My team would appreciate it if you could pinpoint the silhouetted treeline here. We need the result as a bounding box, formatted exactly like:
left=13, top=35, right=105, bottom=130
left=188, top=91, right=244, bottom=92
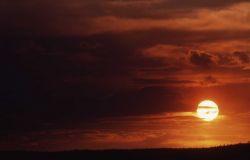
left=1, top=143, right=250, bottom=160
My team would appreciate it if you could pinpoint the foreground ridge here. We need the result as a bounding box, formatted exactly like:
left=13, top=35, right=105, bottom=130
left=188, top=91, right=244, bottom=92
left=1, top=143, right=250, bottom=160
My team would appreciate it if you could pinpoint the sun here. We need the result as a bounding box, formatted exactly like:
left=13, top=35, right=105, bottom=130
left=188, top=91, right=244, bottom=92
left=197, top=100, right=219, bottom=121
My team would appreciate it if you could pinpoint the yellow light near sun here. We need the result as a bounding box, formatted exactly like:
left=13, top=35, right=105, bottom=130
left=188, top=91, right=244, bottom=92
left=197, top=100, right=219, bottom=121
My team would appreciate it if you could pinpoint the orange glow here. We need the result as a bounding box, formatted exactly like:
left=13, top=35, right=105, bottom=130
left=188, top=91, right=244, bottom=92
left=197, top=100, right=219, bottom=121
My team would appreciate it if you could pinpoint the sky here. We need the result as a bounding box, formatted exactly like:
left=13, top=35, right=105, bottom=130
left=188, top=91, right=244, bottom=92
left=1, top=0, right=250, bottom=151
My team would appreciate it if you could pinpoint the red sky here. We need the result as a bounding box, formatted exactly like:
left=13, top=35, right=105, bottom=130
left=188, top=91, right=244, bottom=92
left=1, top=0, right=250, bottom=151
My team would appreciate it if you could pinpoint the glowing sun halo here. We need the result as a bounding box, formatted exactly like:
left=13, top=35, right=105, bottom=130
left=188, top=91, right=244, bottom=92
left=197, top=100, right=219, bottom=121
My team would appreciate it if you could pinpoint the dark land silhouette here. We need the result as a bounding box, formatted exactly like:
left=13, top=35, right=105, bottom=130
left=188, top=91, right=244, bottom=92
left=1, top=143, right=250, bottom=160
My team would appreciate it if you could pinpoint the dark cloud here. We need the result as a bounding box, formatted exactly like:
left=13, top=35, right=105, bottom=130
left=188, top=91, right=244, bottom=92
left=233, top=51, right=250, bottom=64
left=134, top=78, right=194, bottom=86
left=189, top=51, right=215, bottom=67
left=1, top=0, right=250, bottom=36
left=158, top=0, right=248, bottom=9
left=1, top=0, right=248, bottom=21
left=217, top=54, right=236, bottom=66
left=200, top=75, right=218, bottom=86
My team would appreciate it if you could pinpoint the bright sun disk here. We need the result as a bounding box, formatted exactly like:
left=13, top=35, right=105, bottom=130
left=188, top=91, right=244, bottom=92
left=197, top=100, right=219, bottom=121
